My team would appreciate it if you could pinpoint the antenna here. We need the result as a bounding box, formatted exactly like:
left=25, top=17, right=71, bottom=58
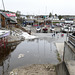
left=2, top=0, right=5, bottom=10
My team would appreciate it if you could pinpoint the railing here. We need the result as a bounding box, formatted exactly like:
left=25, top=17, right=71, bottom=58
left=68, top=34, right=75, bottom=47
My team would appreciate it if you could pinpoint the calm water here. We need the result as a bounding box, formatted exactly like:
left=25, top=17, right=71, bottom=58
left=0, top=33, right=67, bottom=75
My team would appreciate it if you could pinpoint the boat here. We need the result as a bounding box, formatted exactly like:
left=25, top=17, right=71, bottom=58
left=36, top=26, right=41, bottom=33
left=42, top=25, right=48, bottom=33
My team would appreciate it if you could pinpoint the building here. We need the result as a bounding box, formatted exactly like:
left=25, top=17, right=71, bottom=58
left=0, top=11, right=17, bottom=28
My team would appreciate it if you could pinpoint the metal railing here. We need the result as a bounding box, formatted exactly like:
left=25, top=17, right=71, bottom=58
left=68, top=34, right=75, bottom=47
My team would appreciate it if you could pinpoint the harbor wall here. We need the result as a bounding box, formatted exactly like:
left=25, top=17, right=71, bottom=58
left=64, top=41, right=75, bottom=61
left=56, top=41, right=75, bottom=75
left=55, top=62, right=70, bottom=75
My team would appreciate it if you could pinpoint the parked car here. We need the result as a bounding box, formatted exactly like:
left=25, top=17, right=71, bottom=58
left=33, top=25, right=38, bottom=27
left=36, top=26, right=41, bottom=33
left=50, top=25, right=55, bottom=32
left=61, top=26, right=73, bottom=33
left=56, top=23, right=62, bottom=27
left=50, top=27, right=55, bottom=32
left=42, top=26, right=48, bottom=33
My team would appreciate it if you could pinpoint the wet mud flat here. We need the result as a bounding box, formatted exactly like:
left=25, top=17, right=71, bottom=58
left=9, top=64, right=56, bottom=75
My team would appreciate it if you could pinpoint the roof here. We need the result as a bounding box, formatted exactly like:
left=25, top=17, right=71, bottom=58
left=10, top=17, right=17, bottom=23
left=0, top=12, right=17, bottom=23
left=34, top=19, right=44, bottom=23
left=25, top=19, right=34, bottom=23
left=0, top=12, right=10, bottom=19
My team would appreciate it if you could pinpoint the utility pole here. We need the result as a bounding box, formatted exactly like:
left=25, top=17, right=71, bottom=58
left=45, top=6, right=47, bottom=25
left=51, top=10, right=53, bottom=29
left=2, top=0, right=5, bottom=10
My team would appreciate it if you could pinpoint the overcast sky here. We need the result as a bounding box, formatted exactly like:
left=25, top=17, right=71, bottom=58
left=0, top=0, right=75, bottom=15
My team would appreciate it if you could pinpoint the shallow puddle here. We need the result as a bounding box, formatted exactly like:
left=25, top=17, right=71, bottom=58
left=0, top=33, right=67, bottom=75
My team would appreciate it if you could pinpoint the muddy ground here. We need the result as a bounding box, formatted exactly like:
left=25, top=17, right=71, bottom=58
left=9, top=64, right=56, bottom=75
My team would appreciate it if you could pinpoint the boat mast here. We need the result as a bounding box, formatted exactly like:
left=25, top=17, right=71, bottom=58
left=2, top=0, right=5, bottom=10
left=45, top=6, right=47, bottom=25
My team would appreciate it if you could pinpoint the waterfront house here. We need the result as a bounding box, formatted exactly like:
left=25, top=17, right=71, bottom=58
left=0, top=11, right=9, bottom=28
left=0, top=11, right=17, bottom=28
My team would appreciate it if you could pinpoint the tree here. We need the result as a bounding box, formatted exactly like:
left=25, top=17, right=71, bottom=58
left=55, top=14, right=57, bottom=17
left=58, top=15, right=63, bottom=20
left=49, top=12, right=52, bottom=17
left=16, top=11, right=21, bottom=18
left=16, top=11, right=22, bottom=24
left=26, top=15, right=30, bottom=19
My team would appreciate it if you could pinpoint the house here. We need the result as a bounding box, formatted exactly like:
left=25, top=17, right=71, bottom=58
left=0, top=11, right=9, bottom=28
left=0, top=11, right=17, bottom=28
left=24, top=19, right=34, bottom=26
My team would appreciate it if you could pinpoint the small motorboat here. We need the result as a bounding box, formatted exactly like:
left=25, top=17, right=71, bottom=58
left=36, top=26, right=41, bottom=33
left=42, top=25, right=48, bottom=33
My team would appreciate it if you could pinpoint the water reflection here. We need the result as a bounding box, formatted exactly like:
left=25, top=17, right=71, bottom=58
left=0, top=41, right=21, bottom=75
left=0, top=38, right=59, bottom=75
